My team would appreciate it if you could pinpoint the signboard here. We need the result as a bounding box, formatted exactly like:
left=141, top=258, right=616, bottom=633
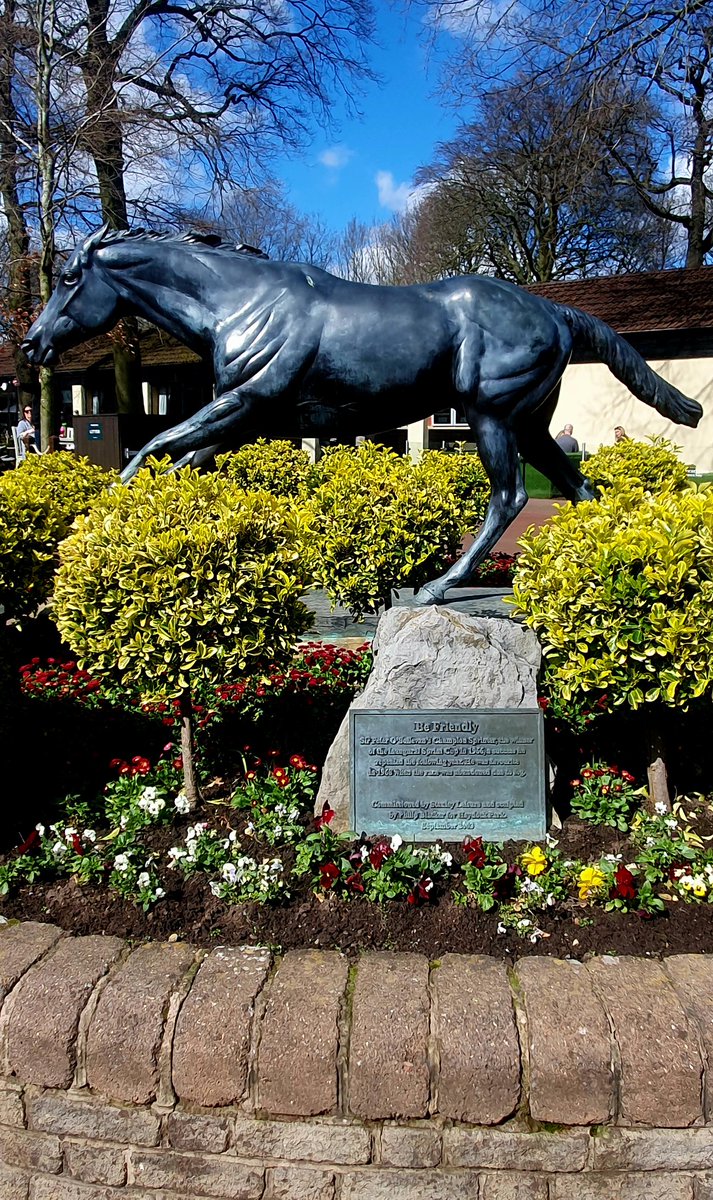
left=87, top=422, right=103, bottom=441
left=350, top=708, right=546, bottom=842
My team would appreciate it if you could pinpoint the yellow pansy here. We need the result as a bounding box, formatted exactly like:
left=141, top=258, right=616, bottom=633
left=521, top=846, right=547, bottom=876
left=578, top=865, right=606, bottom=902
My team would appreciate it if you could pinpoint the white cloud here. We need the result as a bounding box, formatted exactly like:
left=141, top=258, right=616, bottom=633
left=318, top=145, right=354, bottom=170
left=375, top=170, right=414, bottom=213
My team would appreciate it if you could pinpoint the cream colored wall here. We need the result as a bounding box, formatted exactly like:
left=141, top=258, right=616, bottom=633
left=551, top=357, right=713, bottom=473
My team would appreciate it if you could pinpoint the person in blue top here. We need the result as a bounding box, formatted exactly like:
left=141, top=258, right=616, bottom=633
left=555, top=423, right=579, bottom=453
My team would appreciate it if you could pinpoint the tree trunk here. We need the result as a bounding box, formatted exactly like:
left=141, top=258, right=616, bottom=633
left=178, top=690, right=200, bottom=809
left=646, top=722, right=670, bottom=813
left=36, top=0, right=58, bottom=449
left=81, top=0, right=143, bottom=415
left=0, top=0, right=38, bottom=416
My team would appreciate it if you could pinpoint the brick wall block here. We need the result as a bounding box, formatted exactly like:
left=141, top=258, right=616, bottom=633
left=515, top=956, right=613, bottom=1125
left=378, top=1123, right=441, bottom=1168
left=232, top=1115, right=370, bottom=1164
left=27, top=1091, right=161, bottom=1146
left=173, top=946, right=270, bottom=1108
left=85, top=942, right=195, bottom=1105
left=0, top=1160, right=29, bottom=1200
left=587, top=957, right=703, bottom=1127
left=168, top=1110, right=231, bottom=1153
left=7, top=936, right=124, bottom=1090
left=433, top=955, right=520, bottom=1125
left=0, top=1125, right=62, bottom=1173
left=257, top=951, right=347, bottom=1117
left=0, top=923, right=63, bottom=1004
left=340, top=1168, right=480, bottom=1199
left=130, top=1146, right=264, bottom=1197
left=265, top=1165, right=335, bottom=1199
left=30, top=1179, right=189, bottom=1200
left=591, top=1127, right=713, bottom=1170
left=348, top=953, right=430, bottom=1120
left=0, top=1083, right=26, bottom=1126
left=479, top=1171, right=549, bottom=1200
left=665, top=956, right=713, bottom=1120
left=549, top=1172, right=694, bottom=1199
left=64, top=1137, right=127, bottom=1186
left=443, top=1126, right=589, bottom=1172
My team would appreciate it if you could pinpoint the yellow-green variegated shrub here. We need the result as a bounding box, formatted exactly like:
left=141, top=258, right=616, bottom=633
left=307, top=442, right=490, bottom=618
left=0, top=453, right=113, bottom=622
left=584, top=436, right=689, bottom=495
left=512, top=484, right=713, bottom=712
left=217, top=438, right=314, bottom=498
left=53, top=460, right=313, bottom=701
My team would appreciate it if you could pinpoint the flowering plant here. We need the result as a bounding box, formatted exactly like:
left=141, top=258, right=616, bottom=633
left=458, top=837, right=512, bottom=910
left=167, top=822, right=287, bottom=902
left=231, top=756, right=317, bottom=845
left=570, top=763, right=640, bottom=830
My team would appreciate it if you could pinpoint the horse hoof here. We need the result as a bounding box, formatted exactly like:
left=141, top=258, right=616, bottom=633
left=414, top=583, right=445, bottom=606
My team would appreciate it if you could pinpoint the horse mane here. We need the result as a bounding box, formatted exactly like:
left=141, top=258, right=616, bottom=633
left=94, top=227, right=270, bottom=260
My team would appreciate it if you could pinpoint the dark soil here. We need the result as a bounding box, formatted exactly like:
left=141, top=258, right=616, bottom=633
left=5, top=808, right=713, bottom=961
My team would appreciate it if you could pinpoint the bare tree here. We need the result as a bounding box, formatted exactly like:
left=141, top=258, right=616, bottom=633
left=421, top=0, right=713, bottom=266
left=411, top=77, right=680, bottom=283
left=215, top=182, right=336, bottom=266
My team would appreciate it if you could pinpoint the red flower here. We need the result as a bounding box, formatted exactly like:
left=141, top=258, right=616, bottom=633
left=622, top=770, right=636, bottom=783
left=369, top=838, right=393, bottom=869
left=109, top=758, right=124, bottom=769
left=538, top=696, right=550, bottom=710
left=612, top=866, right=637, bottom=901
left=581, top=769, right=593, bottom=779
left=173, top=757, right=183, bottom=770
left=570, top=778, right=581, bottom=787
left=71, top=834, right=84, bottom=855
left=315, top=801, right=335, bottom=830
left=319, top=862, right=340, bottom=889
left=246, top=771, right=257, bottom=781
left=119, top=764, right=131, bottom=776
left=17, top=829, right=39, bottom=855
left=135, top=758, right=151, bottom=775
left=463, top=836, right=486, bottom=867
left=345, top=872, right=365, bottom=893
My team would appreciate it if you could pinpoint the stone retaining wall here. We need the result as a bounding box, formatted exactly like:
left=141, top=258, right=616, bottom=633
left=2, top=922, right=713, bottom=1198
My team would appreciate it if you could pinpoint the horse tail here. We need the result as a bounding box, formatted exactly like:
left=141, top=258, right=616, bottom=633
left=557, top=305, right=703, bottom=429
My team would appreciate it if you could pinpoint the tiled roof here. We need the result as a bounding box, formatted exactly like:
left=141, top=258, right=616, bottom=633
left=0, top=327, right=202, bottom=379
left=527, top=266, right=713, bottom=333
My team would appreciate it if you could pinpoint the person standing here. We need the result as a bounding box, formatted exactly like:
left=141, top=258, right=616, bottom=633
left=614, top=425, right=628, bottom=442
left=555, top=423, right=579, bottom=453
left=16, top=406, right=36, bottom=460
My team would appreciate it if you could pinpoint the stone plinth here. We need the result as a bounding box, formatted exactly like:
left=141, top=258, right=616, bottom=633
left=315, top=606, right=541, bottom=831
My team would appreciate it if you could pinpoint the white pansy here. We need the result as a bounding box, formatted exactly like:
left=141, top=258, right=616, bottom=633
left=168, top=847, right=186, bottom=862
left=82, top=829, right=96, bottom=843
left=222, top=862, right=238, bottom=884
left=137, top=872, right=151, bottom=888
left=654, top=800, right=668, bottom=815
left=154, top=887, right=165, bottom=899
left=113, top=853, right=130, bottom=872
left=390, top=834, right=403, bottom=851
left=64, top=827, right=77, bottom=842
left=174, top=793, right=190, bottom=814
left=52, top=841, right=67, bottom=858
left=141, top=786, right=158, bottom=802
left=35, top=823, right=45, bottom=837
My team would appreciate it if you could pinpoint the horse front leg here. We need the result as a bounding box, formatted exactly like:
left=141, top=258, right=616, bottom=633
left=120, top=391, right=254, bottom=484
left=415, top=416, right=526, bottom=605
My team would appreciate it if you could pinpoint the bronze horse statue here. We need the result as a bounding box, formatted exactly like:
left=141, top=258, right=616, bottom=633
left=22, top=225, right=703, bottom=604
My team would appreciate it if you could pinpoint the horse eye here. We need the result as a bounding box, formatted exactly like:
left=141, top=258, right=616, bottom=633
left=63, top=271, right=80, bottom=286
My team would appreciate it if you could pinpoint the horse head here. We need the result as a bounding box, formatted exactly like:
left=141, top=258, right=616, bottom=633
left=22, top=223, right=122, bottom=366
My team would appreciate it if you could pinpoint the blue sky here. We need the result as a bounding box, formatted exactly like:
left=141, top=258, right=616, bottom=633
left=276, top=6, right=460, bottom=234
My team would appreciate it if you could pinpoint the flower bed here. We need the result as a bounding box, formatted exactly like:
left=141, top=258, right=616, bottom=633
left=4, top=638, right=713, bottom=958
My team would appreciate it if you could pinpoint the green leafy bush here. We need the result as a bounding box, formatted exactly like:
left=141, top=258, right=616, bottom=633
left=512, top=484, right=713, bottom=712
left=217, top=438, right=314, bottom=498
left=306, top=442, right=490, bottom=617
left=0, top=453, right=112, bottom=622
left=584, top=436, right=689, bottom=494
left=52, top=459, right=314, bottom=801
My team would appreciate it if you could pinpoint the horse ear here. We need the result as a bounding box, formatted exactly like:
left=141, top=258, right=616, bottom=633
left=82, top=222, right=112, bottom=260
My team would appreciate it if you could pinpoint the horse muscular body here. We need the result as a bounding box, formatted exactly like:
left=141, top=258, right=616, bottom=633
left=22, top=227, right=703, bottom=603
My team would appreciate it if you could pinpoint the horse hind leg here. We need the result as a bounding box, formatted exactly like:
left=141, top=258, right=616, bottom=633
left=415, top=414, right=526, bottom=605
left=516, top=385, right=598, bottom=504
